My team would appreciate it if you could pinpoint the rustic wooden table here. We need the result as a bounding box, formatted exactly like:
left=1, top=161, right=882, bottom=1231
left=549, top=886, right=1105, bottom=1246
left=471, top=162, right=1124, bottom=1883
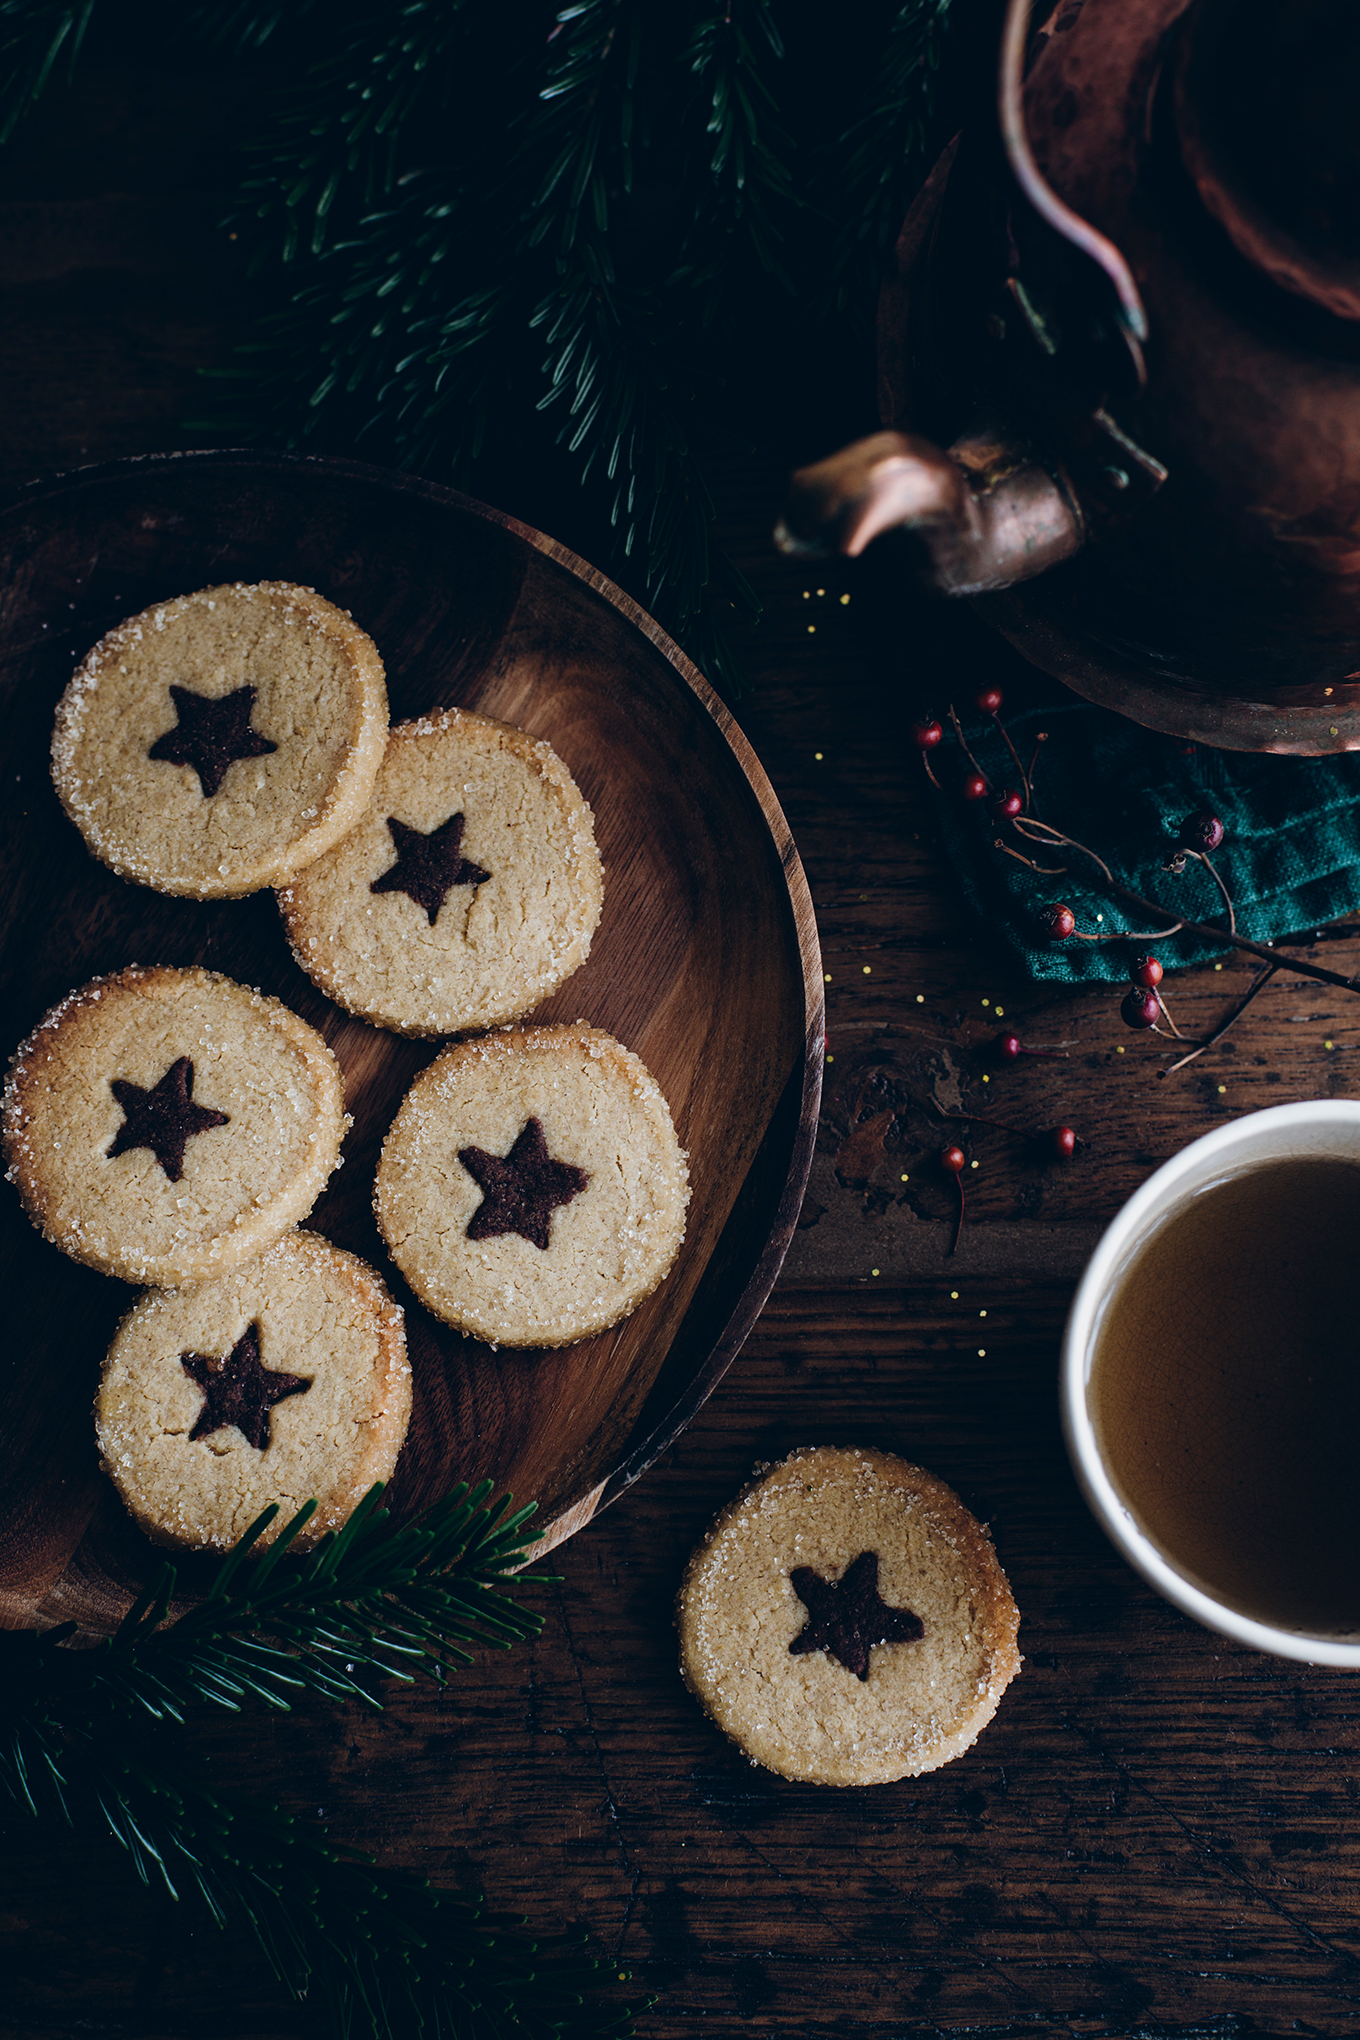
left=5, top=35, right=1360, bottom=2040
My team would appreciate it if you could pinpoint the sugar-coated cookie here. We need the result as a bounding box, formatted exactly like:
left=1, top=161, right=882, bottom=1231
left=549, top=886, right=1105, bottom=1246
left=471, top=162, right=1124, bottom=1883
left=51, top=582, right=388, bottom=898
left=278, top=708, right=603, bottom=1037
left=374, top=1023, right=688, bottom=1348
left=3, top=965, right=348, bottom=1287
left=677, top=1447, right=1021, bottom=1785
left=96, top=1229, right=410, bottom=1550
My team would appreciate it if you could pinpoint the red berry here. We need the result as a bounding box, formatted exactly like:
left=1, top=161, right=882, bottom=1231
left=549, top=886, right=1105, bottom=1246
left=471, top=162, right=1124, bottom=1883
left=912, top=719, right=943, bottom=750
left=996, top=1030, right=1023, bottom=1062
left=940, top=1144, right=967, bottom=1174
left=1049, top=1125, right=1077, bottom=1160
left=1130, top=953, right=1163, bottom=989
left=1043, top=903, right=1076, bottom=941
left=975, top=685, right=1004, bottom=716
left=991, top=787, right=1023, bottom=821
left=1121, top=986, right=1160, bottom=1029
left=1177, top=811, right=1225, bottom=853
left=962, top=772, right=989, bottom=801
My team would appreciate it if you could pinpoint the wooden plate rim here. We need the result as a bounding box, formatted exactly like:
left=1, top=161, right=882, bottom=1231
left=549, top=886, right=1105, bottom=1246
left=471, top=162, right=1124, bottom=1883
left=0, top=447, right=826, bottom=1555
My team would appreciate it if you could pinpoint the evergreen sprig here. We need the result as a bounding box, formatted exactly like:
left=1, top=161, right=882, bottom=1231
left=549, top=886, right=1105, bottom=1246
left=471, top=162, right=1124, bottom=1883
left=1, top=1481, right=636, bottom=2039
left=0, top=0, right=92, bottom=143
left=0, top=0, right=958, bottom=689
left=825, top=0, right=955, bottom=314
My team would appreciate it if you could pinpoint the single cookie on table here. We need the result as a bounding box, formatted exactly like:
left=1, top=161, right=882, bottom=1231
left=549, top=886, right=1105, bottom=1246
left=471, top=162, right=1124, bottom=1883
left=51, top=581, right=388, bottom=898
left=677, top=1447, right=1021, bottom=1786
left=3, top=965, right=348, bottom=1288
left=278, top=708, right=603, bottom=1038
left=96, top=1229, right=410, bottom=1551
left=374, top=1023, right=688, bottom=1348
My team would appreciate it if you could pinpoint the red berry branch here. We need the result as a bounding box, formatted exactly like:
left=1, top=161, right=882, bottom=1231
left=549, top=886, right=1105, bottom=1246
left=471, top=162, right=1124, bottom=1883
left=916, top=687, right=1360, bottom=1081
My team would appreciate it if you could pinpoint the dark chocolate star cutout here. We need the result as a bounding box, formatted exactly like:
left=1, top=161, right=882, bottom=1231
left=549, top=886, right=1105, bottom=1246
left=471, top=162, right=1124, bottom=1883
left=788, top=1549, right=925, bottom=1682
left=181, top=1322, right=309, bottom=1452
left=459, top=1116, right=589, bottom=1251
left=147, top=683, right=277, bottom=798
left=370, top=813, right=491, bottom=924
left=106, top=1056, right=229, bottom=1184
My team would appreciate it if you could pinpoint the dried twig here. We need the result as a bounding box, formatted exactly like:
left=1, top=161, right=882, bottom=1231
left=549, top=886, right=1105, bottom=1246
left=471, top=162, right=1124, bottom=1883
left=995, top=838, right=1066, bottom=877
left=1159, top=963, right=1281, bottom=1076
left=947, top=705, right=990, bottom=786
left=1017, top=817, right=1360, bottom=993
left=1188, top=848, right=1237, bottom=934
left=992, top=715, right=1032, bottom=809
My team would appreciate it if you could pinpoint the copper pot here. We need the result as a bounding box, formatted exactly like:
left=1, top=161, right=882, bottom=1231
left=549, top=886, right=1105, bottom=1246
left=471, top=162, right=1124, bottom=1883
left=780, top=0, right=1360, bottom=753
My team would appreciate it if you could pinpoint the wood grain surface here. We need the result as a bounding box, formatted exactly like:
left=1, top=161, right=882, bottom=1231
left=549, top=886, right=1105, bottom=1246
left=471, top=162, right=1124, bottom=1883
left=4, top=28, right=1360, bottom=2040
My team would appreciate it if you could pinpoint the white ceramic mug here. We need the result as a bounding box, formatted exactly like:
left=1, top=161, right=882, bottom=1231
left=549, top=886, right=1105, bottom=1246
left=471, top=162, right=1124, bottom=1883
left=1061, top=1099, right=1360, bottom=1666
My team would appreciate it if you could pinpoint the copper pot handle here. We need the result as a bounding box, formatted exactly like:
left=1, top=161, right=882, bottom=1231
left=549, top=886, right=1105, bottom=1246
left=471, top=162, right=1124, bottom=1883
left=774, top=428, right=1084, bottom=594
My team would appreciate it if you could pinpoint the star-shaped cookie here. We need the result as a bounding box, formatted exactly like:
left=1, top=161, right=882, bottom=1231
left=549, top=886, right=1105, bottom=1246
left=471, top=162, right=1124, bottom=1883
left=106, top=1055, right=230, bottom=1183
left=458, top=1115, right=589, bottom=1251
left=788, top=1548, right=925, bottom=1681
left=148, top=683, right=277, bottom=798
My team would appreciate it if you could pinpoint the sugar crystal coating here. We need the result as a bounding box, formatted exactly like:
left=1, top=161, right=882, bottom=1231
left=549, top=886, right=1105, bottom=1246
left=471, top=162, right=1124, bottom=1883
left=3, top=965, right=348, bottom=1287
left=51, top=581, right=389, bottom=898
left=677, top=1447, right=1022, bottom=1785
left=97, top=1230, right=410, bottom=1550
left=374, top=1023, right=687, bottom=1348
left=278, top=709, right=603, bottom=1037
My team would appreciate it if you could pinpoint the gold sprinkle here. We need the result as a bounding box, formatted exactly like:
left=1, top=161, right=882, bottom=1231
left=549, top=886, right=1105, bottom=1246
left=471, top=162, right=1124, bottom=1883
left=982, top=998, right=990, bottom=1007
left=871, top=1268, right=880, bottom=1277
left=807, top=625, right=816, bottom=634
left=1325, top=686, right=1334, bottom=696
left=900, top=1173, right=909, bottom=1182
left=816, top=588, right=826, bottom=597
left=815, top=751, right=824, bottom=760
left=1217, top=1084, right=1227, bottom=1094
left=1326, top=1039, right=1335, bottom=1049
left=950, top=1291, right=959, bottom=1300
left=839, top=593, right=850, bottom=605
left=982, top=1074, right=990, bottom=1083
left=978, top=1348, right=986, bottom=1357
left=915, top=993, right=924, bottom=1003
left=826, top=1055, right=834, bottom=1063
left=1331, top=726, right=1339, bottom=736
left=994, top=1007, right=1004, bottom=1017
left=1116, top=1045, right=1125, bottom=1054
left=863, top=965, right=872, bottom=975
left=1215, top=963, right=1222, bottom=971
left=824, top=972, right=832, bottom=981
left=970, top=1159, right=979, bottom=1169
left=979, top=1309, right=987, bottom=1317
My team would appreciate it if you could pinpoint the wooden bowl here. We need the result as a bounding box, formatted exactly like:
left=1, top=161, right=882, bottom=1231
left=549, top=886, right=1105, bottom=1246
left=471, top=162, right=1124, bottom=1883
left=0, top=451, right=823, bottom=1634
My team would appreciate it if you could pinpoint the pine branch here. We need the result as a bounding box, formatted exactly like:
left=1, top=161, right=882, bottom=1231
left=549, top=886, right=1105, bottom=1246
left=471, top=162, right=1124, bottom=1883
left=0, top=0, right=95, bottom=144
left=530, top=257, right=758, bottom=665
left=682, top=0, right=795, bottom=285
left=0, top=1483, right=636, bottom=2038
left=183, top=0, right=324, bottom=53
left=516, top=0, right=767, bottom=677
left=86, top=1479, right=551, bottom=1724
left=211, top=0, right=770, bottom=687
left=824, top=0, right=954, bottom=312
left=242, top=0, right=476, bottom=264
left=10, top=1721, right=632, bottom=2037
left=528, top=0, right=640, bottom=259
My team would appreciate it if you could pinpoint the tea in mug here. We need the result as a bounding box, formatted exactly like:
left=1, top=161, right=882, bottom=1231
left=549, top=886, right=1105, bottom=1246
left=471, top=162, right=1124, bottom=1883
left=1089, top=1157, right=1360, bottom=1634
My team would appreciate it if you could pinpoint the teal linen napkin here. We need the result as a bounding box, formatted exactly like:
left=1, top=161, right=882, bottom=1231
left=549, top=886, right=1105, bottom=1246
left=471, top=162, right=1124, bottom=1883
left=933, top=688, right=1360, bottom=984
